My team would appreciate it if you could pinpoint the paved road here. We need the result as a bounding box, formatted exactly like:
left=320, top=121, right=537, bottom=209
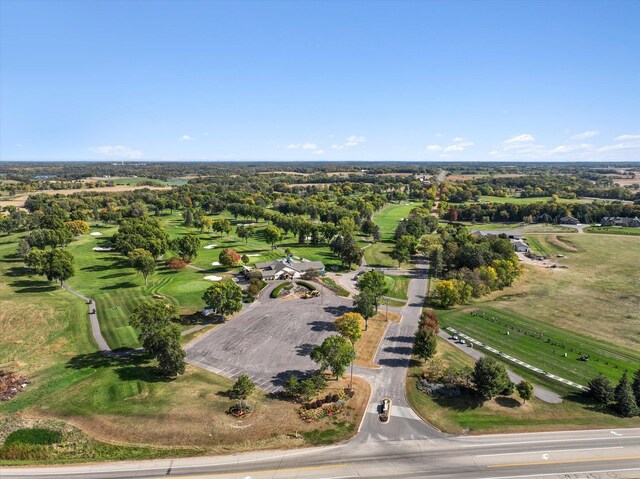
left=62, top=283, right=110, bottom=352
left=5, top=428, right=639, bottom=478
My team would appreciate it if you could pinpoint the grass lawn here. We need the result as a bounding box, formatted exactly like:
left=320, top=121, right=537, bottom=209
left=320, top=277, right=350, bottom=297
left=585, top=226, right=640, bottom=236
left=363, top=241, right=396, bottom=268
left=464, top=222, right=577, bottom=234
left=354, top=311, right=401, bottom=368
left=406, top=338, right=640, bottom=435
left=438, top=307, right=640, bottom=388
left=384, top=275, right=410, bottom=300
left=0, top=231, right=369, bottom=462
left=374, top=202, right=418, bottom=240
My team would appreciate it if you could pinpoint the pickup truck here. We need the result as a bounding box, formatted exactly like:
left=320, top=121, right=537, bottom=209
left=379, top=398, right=392, bottom=423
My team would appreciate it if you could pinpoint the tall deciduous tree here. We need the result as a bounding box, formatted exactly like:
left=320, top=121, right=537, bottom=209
left=311, top=335, right=356, bottom=380
left=202, top=280, right=243, bottom=318
left=334, top=312, right=363, bottom=389
left=128, top=248, right=156, bottom=285
left=219, top=248, right=241, bottom=267
left=264, top=225, right=283, bottom=247
left=353, top=290, right=376, bottom=330
left=516, top=380, right=534, bottom=404
left=129, top=301, right=186, bottom=377
left=172, top=234, right=201, bottom=262
left=357, top=270, right=388, bottom=312
left=413, top=328, right=437, bottom=362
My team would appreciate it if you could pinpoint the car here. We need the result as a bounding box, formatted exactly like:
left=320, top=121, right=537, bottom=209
left=379, top=398, right=391, bottom=423
left=459, top=339, right=466, bottom=345
left=452, top=334, right=459, bottom=341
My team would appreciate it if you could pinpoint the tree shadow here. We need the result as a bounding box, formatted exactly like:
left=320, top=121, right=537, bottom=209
left=5, top=266, right=32, bottom=277
left=272, top=368, right=318, bottom=386
left=66, top=350, right=174, bottom=383
left=432, top=390, right=485, bottom=412
left=323, top=305, right=351, bottom=317
left=10, top=279, right=58, bottom=294
left=296, top=343, right=316, bottom=356
left=383, top=346, right=413, bottom=355
left=101, top=281, right=137, bottom=290
left=377, top=357, right=410, bottom=368
left=385, top=335, right=414, bottom=343
left=307, top=320, right=334, bottom=332
left=495, top=396, right=522, bottom=408
left=99, top=272, right=133, bottom=280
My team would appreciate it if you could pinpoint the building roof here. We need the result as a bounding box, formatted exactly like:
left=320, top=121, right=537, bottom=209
left=254, top=259, right=325, bottom=275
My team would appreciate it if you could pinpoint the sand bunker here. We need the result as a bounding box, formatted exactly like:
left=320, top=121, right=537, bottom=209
left=92, top=247, right=113, bottom=252
left=246, top=254, right=261, bottom=257
left=204, top=245, right=217, bottom=249
left=204, top=275, right=222, bottom=281
left=211, top=261, right=221, bottom=266
left=90, top=232, right=103, bottom=236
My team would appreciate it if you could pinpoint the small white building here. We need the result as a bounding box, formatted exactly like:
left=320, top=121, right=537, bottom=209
left=248, top=259, right=325, bottom=280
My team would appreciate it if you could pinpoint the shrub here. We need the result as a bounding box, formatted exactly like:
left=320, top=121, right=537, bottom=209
left=4, top=428, right=63, bottom=447
left=270, top=281, right=292, bottom=298
left=297, top=280, right=317, bottom=291
left=331, top=394, right=340, bottom=402
left=167, top=257, right=187, bottom=270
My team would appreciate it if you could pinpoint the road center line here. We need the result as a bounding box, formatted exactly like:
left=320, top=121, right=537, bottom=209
left=476, top=446, right=623, bottom=457
left=461, top=435, right=640, bottom=448
left=487, top=455, right=640, bottom=468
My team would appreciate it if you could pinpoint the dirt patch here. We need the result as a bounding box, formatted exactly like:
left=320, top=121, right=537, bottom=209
left=355, top=311, right=402, bottom=368
left=547, top=235, right=577, bottom=252
left=0, top=370, right=31, bottom=401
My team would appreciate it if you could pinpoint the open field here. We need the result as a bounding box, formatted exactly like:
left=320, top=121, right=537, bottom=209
left=0, top=185, right=172, bottom=209
left=406, top=338, right=640, bottom=435
left=354, top=311, right=401, bottom=368
left=475, top=196, right=591, bottom=205
left=585, top=226, right=640, bottom=236
left=449, top=234, right=640, bottom=351
left=447, top=173, right=527, bottom=181
left=464, top=222, right=577, bottom=234
left=438, top=307, right=640, bottom=387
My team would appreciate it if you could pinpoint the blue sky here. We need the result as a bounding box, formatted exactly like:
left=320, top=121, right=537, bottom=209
left=1, top=0, right=639, bottom=162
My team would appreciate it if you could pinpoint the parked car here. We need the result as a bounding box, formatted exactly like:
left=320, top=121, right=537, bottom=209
left=379, top=397, right=392, bottom=423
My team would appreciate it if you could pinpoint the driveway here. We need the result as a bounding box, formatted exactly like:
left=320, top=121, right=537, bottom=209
left=186, top=282, right=351, bottom=393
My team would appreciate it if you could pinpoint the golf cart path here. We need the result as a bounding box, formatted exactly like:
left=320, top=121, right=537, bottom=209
left=62, top=283, right=111, bottom=352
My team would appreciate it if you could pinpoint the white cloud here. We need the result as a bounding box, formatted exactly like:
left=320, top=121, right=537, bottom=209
left=504, top=134, right=535, bottom=145
left=89, top=145, right=143, bottom=159
left=332, top=135, right=366, bottom=150
left=550, top=143, right=593, bottom=154
left=570, top=130, right=599, bottom=141
left=287, top=143, right=319, bottom=150
left=426, top=137, right=474, bottom=154
left=313, top=149, right=324, bottom=155
left=180, top=135, right=195, bottom=141
left=614, top=134, right=640, bottom=143
left=444, top=144, right=465, bottom=152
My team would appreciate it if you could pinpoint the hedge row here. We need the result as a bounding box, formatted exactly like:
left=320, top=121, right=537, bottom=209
left=296, top=280, right=317, bottom=291
left=270, top=281, right=293, bottom=298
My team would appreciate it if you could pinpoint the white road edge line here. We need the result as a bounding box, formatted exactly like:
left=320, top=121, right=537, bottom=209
left=476, top=446, right=624, bottom=457
left=479, top=467, right=640, bottom=479
left=461, top=435, right=640, bottom=447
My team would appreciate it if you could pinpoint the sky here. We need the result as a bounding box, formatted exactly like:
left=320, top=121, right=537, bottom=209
left=1, top=0, right=639, bottom=162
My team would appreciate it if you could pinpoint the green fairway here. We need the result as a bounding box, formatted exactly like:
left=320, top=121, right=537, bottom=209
left=384, top=274, right=410, bottom=300
left=373, top=202, right=418, bottom=240
left=66, top=226, right=217, bottom=349
left=464, top=222, right=576, bottom=234
left=438, top=307, right=640, bottom=388
left=363, top=241, right=396, bottom=268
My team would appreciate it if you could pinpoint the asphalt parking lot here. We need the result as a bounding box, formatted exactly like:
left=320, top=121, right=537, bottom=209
left=186, top=284, right=351, bottom=392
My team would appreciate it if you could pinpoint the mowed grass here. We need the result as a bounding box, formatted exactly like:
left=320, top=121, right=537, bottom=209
left=374, top=202, right=418, bottom=240
left=475, top=234, right=640, bottom=350
left=438, top=307, right=640, bottom=387
left=464, top=222, right=577, bottom=234
left=477, top=196, right=591, bottom=205
left=364, top=202, right=418, bottom=267
left=585, top=226, right=640, bottom=236
left=384, top=275, right=410, bottom=300
left=67, top=225, right=217, bottom=349
left=406, top=338, right=640, bottom=435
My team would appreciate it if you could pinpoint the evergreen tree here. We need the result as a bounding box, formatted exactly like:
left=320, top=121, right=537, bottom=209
left=614, top=373, right=639, bottom=417
left=587, top=373, right=614, bottom=404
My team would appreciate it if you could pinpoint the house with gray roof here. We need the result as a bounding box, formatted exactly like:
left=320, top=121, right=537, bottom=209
left=249, top=259, right=325, bottom=280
